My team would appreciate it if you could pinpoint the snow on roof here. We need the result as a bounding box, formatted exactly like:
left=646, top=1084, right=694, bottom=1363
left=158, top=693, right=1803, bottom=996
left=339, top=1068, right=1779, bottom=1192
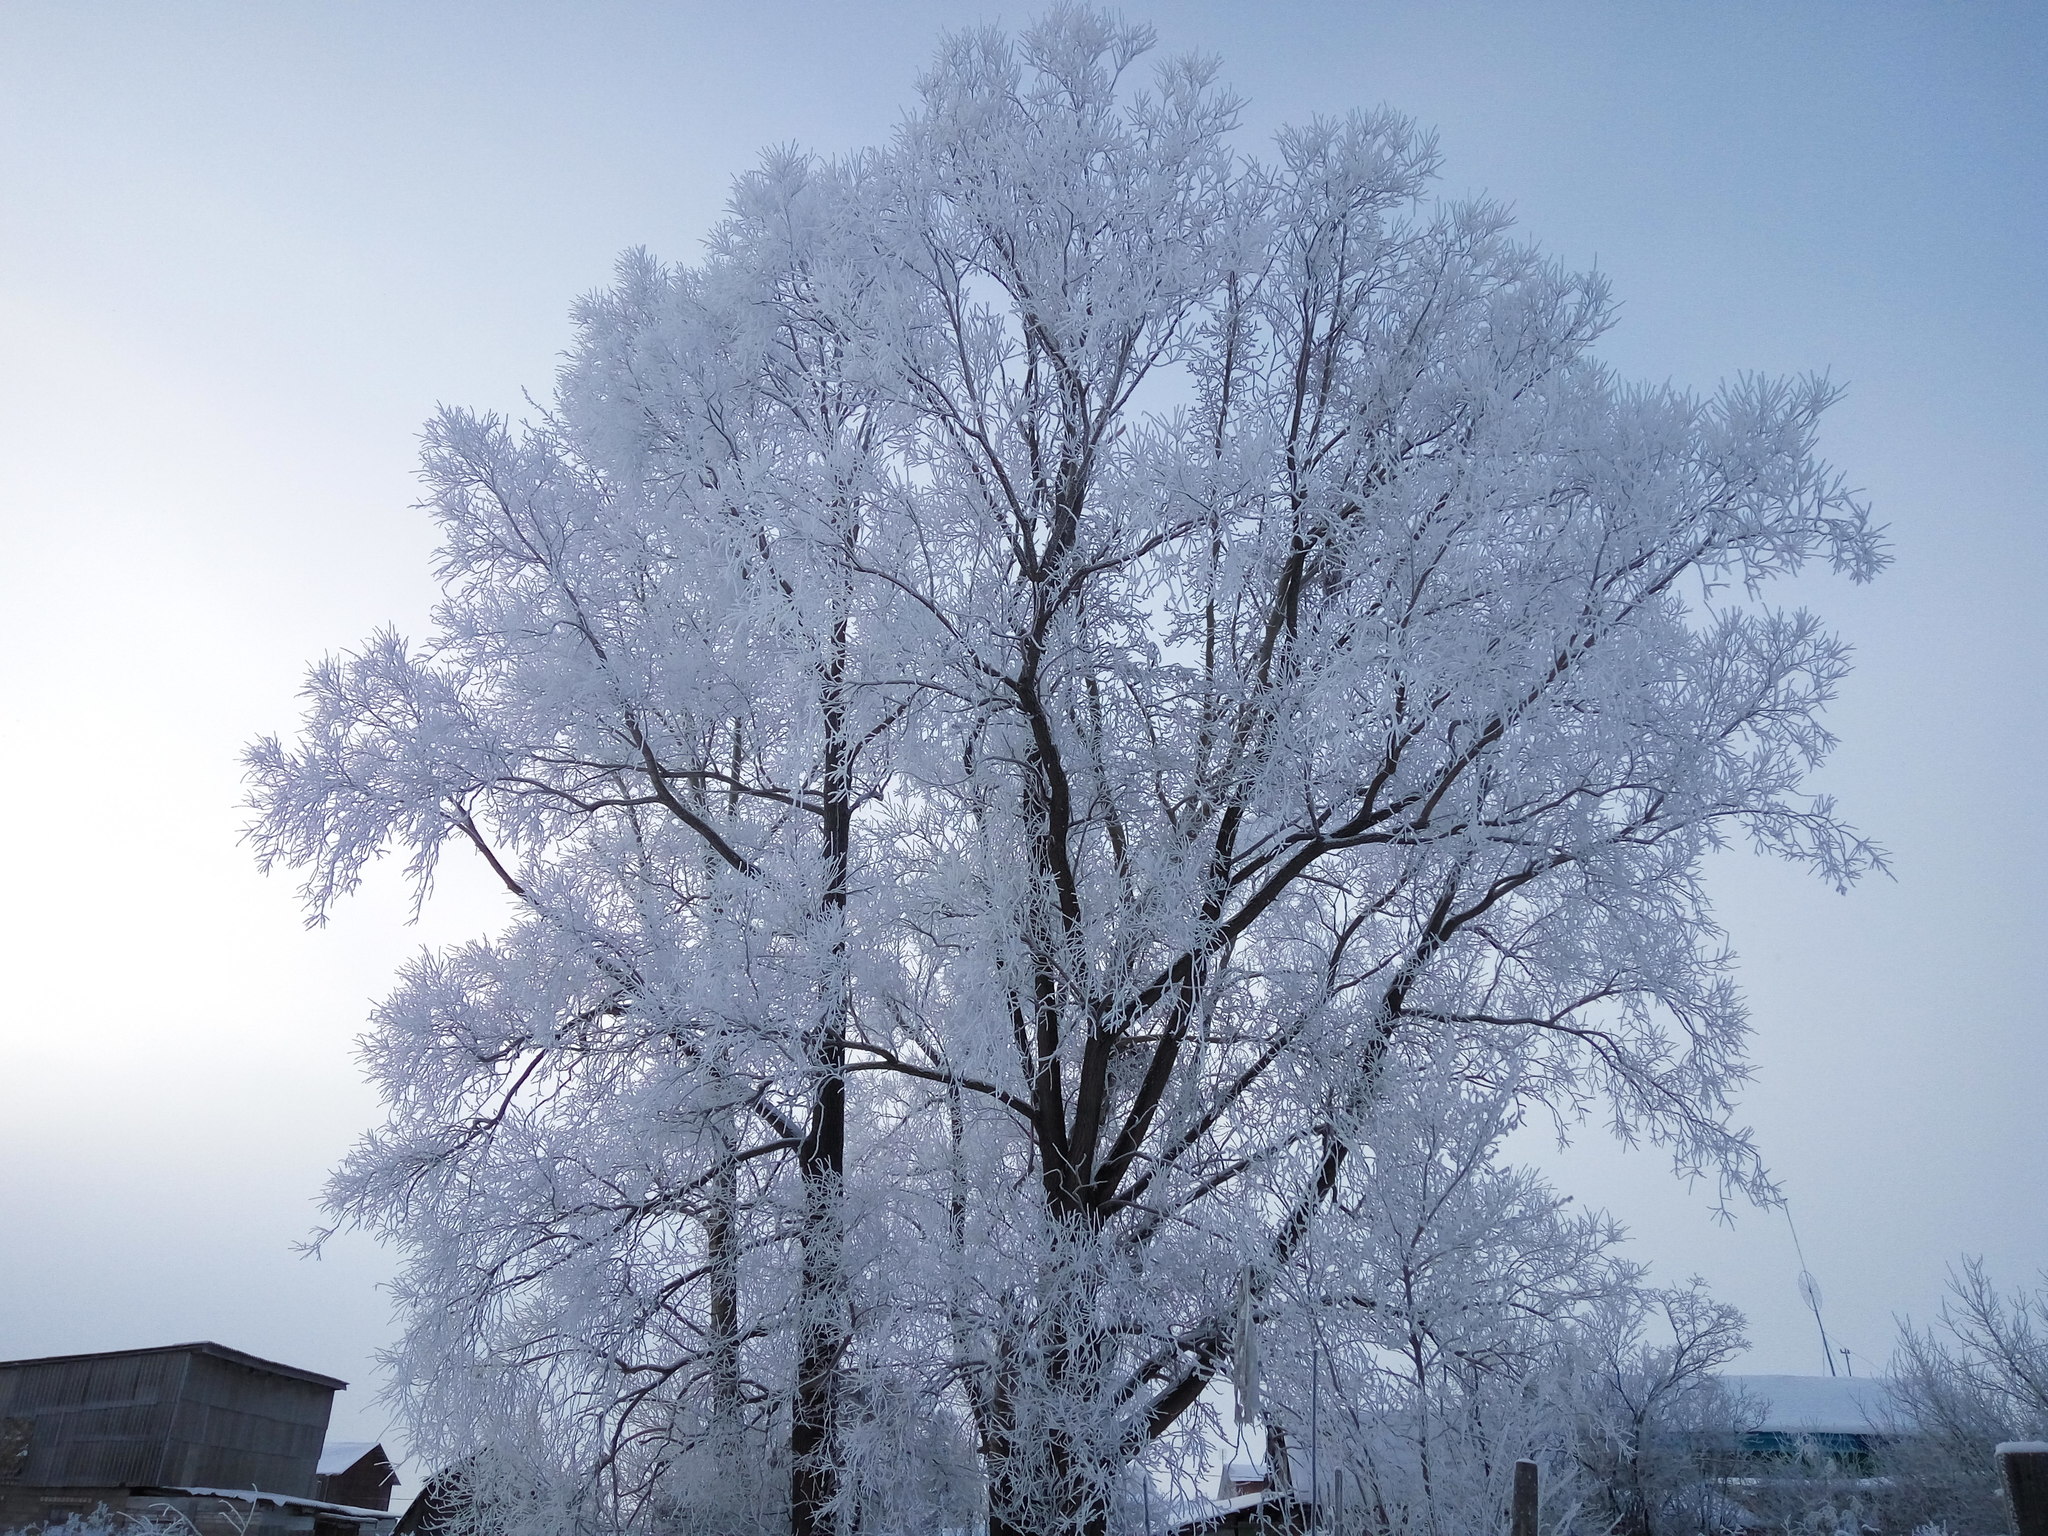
left=319, top=1442, right=384, bottom=1476
left=1723, top=1375, right=1907, bottom=1435
left=150, top=1487, right=391, bottom=1521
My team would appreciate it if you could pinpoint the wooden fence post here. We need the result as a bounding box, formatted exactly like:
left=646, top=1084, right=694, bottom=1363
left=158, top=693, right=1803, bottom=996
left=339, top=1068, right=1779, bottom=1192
left=1511, top=1459, right=1540, bottom=1536
left=2000, top=1443, right=2048, bottom=1536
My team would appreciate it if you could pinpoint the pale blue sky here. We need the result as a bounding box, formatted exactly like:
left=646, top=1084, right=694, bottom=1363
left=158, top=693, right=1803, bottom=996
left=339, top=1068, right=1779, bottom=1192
left=1, top=1, right=2042, bottom=1462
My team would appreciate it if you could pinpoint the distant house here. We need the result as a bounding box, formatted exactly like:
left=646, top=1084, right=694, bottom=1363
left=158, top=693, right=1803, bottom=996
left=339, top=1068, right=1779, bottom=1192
left=0, top=1342, right=393, bottom=1536
left=1169, top=1487, right=1314, bottom=1536
left=1723, top=1374, right=1907, bottom=1472
left=1167, top=1462, right=1314, bottom=1536
left=314, top=1446, right=398, bottom=1514
left=389, top=1463, right=468, bottom=1536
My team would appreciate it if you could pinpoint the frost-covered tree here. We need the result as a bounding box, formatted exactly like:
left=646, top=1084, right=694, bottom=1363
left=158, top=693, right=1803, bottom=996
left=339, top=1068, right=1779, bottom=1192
left=1255, top=1056, right=1634, bottom=1536
left=247, top=12, right=1883, bottom=1536
left=1560, top=1280, right=1752, bottom=1536
left=1876, top=1260, right=2048, bottom=1535
left=1242, top=1057, right=1749, bottom=1536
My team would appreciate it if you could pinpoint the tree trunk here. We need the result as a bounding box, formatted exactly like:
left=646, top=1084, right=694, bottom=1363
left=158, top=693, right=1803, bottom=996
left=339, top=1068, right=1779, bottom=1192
left=706, top=1112, right=742, bottom=1459
left=791, top=631, right=854, bottom=1536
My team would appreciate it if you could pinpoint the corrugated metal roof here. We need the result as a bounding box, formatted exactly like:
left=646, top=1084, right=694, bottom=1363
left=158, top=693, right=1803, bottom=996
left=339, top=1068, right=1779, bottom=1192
left=0, top=1342, right=347, bottom=1392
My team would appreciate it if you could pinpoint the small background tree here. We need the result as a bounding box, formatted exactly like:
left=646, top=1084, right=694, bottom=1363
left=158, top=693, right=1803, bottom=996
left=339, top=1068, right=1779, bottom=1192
left=1877, top=1260, right=2048, bottom=1535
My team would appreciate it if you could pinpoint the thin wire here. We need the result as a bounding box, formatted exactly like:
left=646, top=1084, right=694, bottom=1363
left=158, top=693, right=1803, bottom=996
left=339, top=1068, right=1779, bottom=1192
left=1783, top=1200, right=1838, bottom=1376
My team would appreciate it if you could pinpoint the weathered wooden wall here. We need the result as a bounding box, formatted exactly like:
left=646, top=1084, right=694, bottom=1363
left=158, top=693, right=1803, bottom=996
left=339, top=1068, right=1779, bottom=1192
left=0, top=1345, right=186, bottom=1489
left=0, top=1342, right=344, bottom=1530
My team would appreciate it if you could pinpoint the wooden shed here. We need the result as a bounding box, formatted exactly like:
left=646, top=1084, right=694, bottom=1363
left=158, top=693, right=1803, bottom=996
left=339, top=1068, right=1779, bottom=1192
left=0, top=1342, right=385, bottom=1536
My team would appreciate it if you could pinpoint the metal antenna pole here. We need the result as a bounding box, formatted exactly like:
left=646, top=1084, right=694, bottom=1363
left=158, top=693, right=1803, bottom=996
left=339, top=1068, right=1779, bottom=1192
left=1785, top=1202, right=1838, bottom=1376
